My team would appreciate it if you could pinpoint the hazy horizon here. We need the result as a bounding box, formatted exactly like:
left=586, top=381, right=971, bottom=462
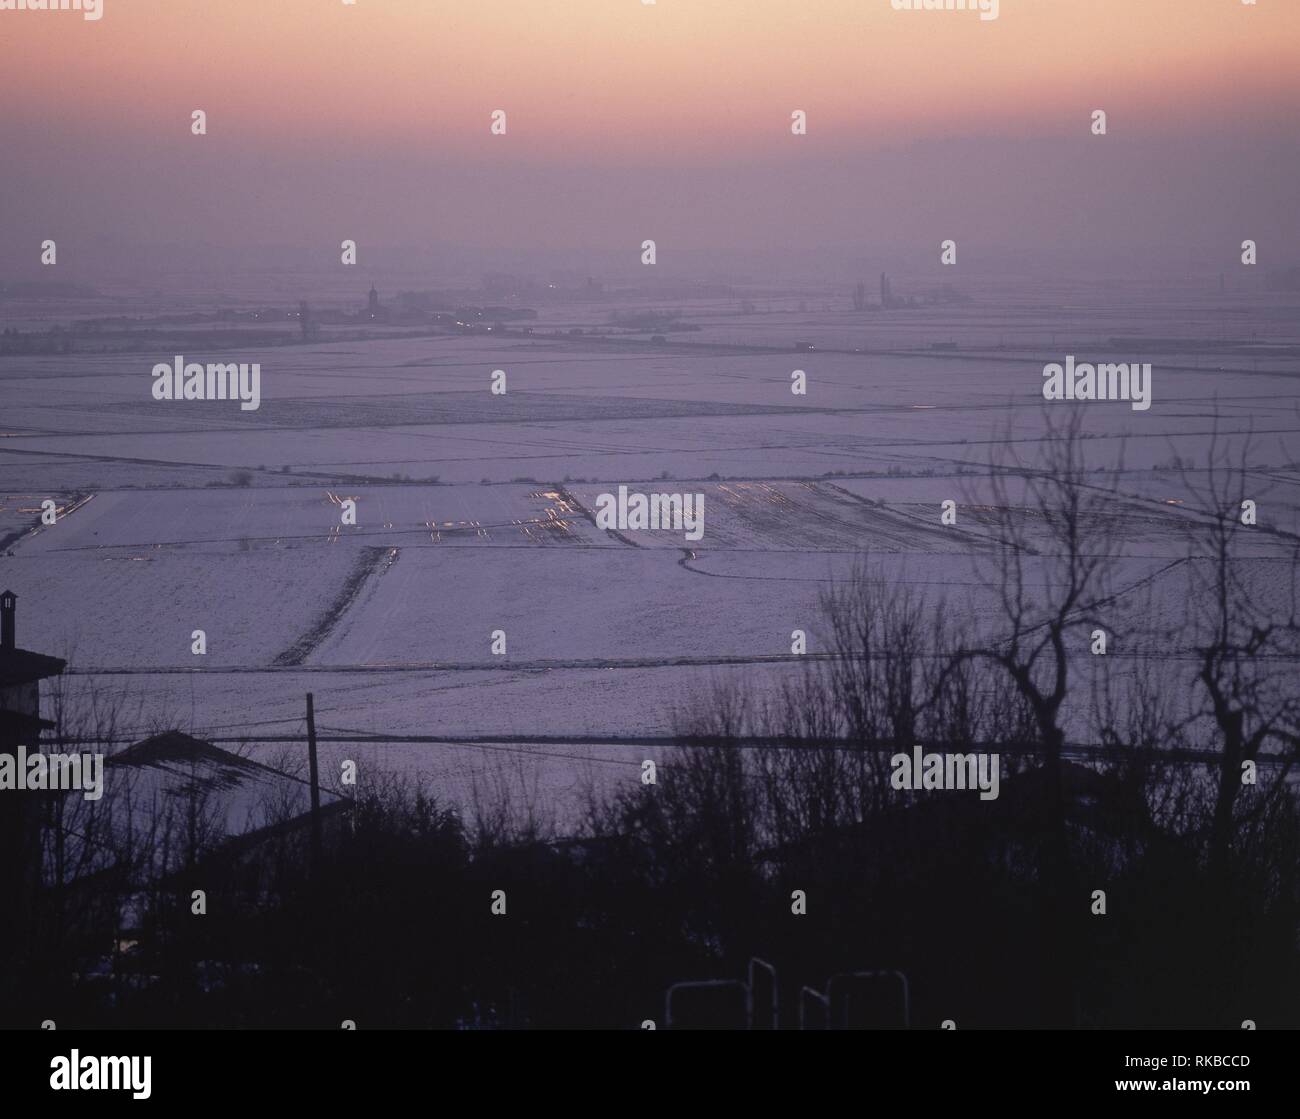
left=3, top=0, right=1299, bottom=277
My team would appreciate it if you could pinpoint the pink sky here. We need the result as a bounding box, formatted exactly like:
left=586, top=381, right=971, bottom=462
left=2, top=0, right=1297, bottom=265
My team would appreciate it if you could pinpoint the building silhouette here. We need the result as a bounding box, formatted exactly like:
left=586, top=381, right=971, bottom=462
left=0, top=591, right=67, bottom=994
left=0, top=590, right=65, bottom=761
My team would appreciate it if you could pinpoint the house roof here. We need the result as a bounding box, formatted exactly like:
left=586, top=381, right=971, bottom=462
left=59, top=732, right=348, bottom=883
left=0, top=646, right=67, bottom=688
left=0, top=709, right=56, bottom=736
left=108, top=731, right=346, bottom=829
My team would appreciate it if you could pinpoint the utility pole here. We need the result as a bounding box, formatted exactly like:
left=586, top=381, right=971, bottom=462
left=306, top=692, right=322, bottom=874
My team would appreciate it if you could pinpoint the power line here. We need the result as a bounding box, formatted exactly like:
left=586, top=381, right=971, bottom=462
left=33, top=732, right=1296, bottom=768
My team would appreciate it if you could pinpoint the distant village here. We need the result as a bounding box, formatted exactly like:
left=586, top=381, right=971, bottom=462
left=0, top=284, right=542, bottom=355
left=0, top=274, right=970, bottom=357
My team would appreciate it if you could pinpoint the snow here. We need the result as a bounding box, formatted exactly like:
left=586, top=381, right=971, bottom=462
left=3, top=291, right=1297, bottom=824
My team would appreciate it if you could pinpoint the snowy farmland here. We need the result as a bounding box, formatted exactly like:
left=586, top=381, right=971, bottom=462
left=2, top=286, right=1298, bottom=821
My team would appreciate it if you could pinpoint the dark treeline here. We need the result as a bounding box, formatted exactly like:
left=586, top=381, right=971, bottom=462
left=5, top=412, right=1298, bottom=1029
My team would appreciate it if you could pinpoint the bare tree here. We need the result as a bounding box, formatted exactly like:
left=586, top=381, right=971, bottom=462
left=1174, top=427, right=1300, bottom=877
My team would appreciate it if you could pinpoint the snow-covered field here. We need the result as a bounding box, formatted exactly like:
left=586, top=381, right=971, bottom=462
left=3, top=289, right=1297, bottom=822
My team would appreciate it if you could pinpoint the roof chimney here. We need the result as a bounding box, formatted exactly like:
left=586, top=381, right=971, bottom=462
left=1, top=589, right=15, bottom=650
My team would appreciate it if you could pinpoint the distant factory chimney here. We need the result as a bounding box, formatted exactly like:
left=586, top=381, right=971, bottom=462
left=1, top=589, right=14, bottom=650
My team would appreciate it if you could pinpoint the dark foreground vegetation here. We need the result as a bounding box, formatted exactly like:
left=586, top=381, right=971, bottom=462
left=4, top=413, right=1297, bottom=1029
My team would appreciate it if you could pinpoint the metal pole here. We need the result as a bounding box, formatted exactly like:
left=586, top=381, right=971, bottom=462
left=306, top=692, right=322, bottom=873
